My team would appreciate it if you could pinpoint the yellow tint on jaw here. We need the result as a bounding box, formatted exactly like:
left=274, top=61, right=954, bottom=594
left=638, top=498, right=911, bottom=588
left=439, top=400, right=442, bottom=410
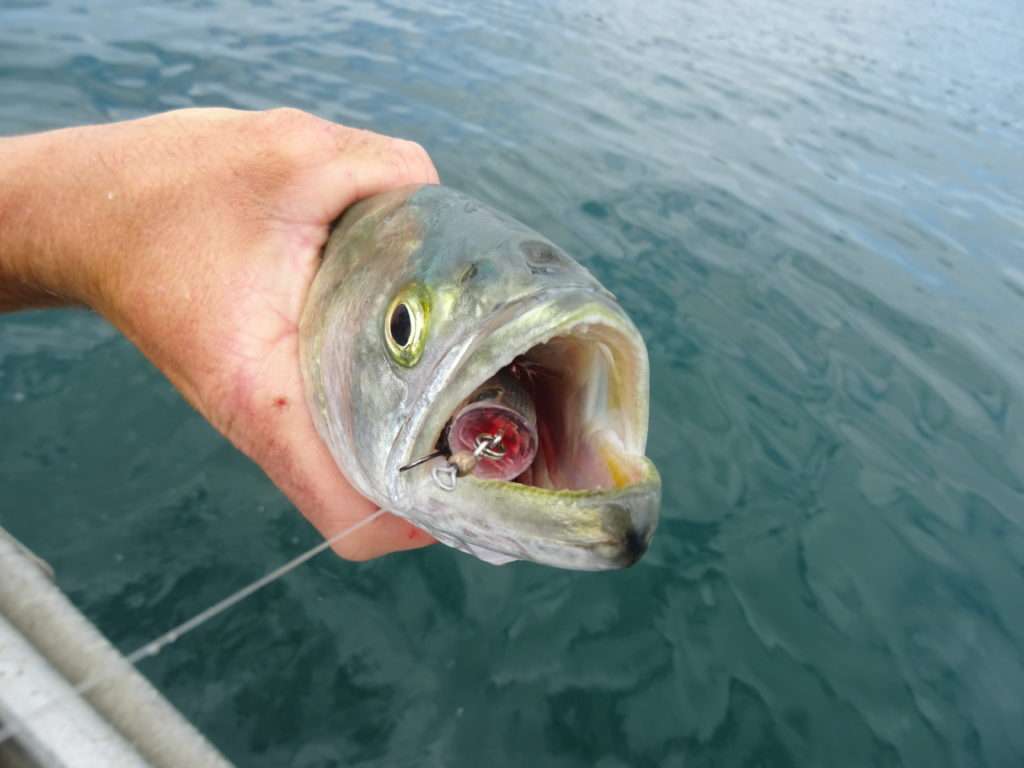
left=601, top=442, right=633, bottom=489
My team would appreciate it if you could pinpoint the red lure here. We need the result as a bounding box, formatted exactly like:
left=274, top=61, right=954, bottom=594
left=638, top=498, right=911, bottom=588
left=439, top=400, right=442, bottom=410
left=448, top=370, right=538, bottom=480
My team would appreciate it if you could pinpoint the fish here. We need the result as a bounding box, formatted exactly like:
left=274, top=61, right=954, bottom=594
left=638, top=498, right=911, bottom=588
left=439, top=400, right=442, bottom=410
left=299, top=185, right=660, bottom=570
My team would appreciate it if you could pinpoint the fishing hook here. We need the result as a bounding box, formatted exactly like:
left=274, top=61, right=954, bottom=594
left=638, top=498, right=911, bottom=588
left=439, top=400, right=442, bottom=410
left=403, top=431, right=506, bottom=492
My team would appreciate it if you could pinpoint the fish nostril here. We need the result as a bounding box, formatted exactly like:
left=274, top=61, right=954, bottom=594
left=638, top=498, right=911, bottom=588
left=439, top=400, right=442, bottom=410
left=457, top=262, right=479, bottom=285
left=521, top=240, right=566, bottom=274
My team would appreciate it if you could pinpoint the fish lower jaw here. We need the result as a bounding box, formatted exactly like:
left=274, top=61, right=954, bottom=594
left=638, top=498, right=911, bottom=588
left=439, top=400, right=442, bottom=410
left=409, top=458, right=660, bottom=570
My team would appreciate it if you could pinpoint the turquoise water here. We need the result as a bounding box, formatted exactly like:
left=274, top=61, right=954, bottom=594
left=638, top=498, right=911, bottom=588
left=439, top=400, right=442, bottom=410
left=2, top=0, right=1023, bottom=765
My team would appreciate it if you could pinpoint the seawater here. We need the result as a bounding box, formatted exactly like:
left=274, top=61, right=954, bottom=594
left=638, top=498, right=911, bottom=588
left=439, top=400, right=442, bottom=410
left=1, top=1, right=1022, bottom=765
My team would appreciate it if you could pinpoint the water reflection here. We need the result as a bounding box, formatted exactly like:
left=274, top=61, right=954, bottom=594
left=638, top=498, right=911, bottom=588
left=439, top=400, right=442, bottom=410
left=1, top=0, right=1023, bottom=765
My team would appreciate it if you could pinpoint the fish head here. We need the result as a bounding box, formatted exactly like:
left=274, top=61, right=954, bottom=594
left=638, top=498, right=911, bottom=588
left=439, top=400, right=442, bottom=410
left=300, top=185, right=660, bottom=570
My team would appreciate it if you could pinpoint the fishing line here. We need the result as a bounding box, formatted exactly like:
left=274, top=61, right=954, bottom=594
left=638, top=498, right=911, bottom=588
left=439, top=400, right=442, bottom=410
left=0, top=508, right=386, bottom=748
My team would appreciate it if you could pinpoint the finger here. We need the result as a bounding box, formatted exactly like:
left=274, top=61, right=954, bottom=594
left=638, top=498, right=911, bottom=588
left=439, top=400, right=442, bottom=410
left=265, top=414, right=437, bottom=561
left=314, top=127, right=441, bottom=222
left=236, top=344, right=436, bottom=561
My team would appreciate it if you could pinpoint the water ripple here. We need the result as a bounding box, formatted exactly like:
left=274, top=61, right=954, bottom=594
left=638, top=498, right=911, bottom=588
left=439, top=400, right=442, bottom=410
left=2, top=0, right=1024, bottom=765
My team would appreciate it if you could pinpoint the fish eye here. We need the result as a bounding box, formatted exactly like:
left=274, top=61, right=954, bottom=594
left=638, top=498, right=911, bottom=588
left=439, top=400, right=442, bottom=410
left=390, top=303, right=412, bottom=347
left=384, top=283, right=430, bottom=367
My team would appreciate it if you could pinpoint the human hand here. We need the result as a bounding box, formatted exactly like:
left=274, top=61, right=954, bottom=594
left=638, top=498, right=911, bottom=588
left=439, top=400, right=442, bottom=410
left=0, top=108, right=439, bottom=559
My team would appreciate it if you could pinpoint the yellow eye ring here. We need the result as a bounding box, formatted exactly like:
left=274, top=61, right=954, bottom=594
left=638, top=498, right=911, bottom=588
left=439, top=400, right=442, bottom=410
left=384, top=283, right=430, bottom=367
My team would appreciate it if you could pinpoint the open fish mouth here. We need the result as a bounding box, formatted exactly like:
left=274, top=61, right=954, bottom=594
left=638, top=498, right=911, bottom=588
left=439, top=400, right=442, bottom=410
left=394, top=288, right=661, bottom=569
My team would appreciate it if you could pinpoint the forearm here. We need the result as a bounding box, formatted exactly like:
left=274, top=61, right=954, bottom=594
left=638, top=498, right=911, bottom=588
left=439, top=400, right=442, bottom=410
left=0, top=126, right=116, bottom=312
left=0, top=109, right=439, bottom=559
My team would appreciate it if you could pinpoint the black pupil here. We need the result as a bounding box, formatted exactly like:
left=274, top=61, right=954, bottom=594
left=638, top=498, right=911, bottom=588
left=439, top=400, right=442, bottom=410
left=390, top=303, right=412, bottom=347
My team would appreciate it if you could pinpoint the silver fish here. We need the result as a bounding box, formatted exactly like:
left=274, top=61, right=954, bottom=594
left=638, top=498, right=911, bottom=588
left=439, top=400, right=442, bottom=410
left=299, top=185, right=660, bottom=570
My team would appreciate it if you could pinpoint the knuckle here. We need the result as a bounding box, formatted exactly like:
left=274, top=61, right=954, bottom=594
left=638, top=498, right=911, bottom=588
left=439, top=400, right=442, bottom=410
left=394, top=138, right=428, bottom=160
left=388, top=138, right=435, bottom=182
left=261, top=106, right=316, bottom=131
left=256, top=108, right=329, bottom=163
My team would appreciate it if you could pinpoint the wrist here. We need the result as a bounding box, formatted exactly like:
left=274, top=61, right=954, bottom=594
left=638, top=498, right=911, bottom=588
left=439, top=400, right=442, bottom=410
left=0, top=126, right=124, bottom=313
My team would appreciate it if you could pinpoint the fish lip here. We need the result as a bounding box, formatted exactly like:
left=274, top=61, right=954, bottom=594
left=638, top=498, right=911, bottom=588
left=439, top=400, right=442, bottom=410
left=387, top=284, right=648, bottom=497
left=618, top=524, right=651, bottom=567
left=459, top=458, right=662, bottom=569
